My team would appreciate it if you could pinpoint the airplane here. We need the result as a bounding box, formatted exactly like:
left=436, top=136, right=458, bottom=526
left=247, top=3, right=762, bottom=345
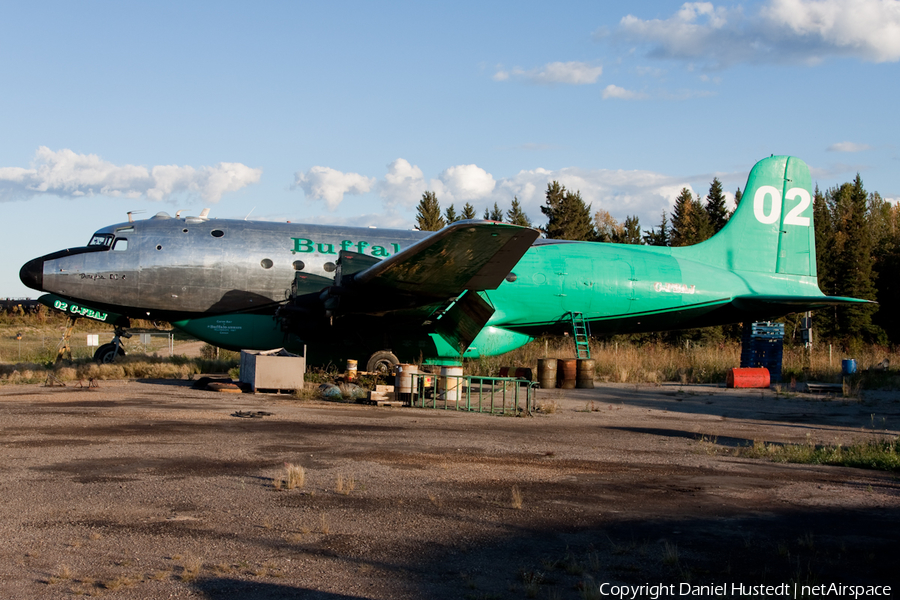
left=19, top=155, right=868, bottom=372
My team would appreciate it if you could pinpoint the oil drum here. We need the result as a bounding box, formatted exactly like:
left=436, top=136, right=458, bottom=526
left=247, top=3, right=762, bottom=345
left=576, top=359, right=595, bottom=389
left=537, top=358, right=557, bottom=389
left=557, top=359, right=577, bottom=389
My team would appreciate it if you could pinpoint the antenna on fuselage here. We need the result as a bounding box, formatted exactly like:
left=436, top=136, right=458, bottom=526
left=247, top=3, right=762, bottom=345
left=175, top=210, right=184, bottom=219
left=244, top=207, right=256, bottom=220
left=127, top=210, right=145, bottom=223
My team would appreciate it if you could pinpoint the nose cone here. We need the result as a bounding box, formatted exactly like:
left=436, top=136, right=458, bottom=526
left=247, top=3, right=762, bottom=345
left=19, top=257, right=44, bottom=291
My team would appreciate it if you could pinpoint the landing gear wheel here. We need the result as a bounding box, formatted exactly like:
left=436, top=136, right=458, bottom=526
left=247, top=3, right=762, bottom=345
left=94, top=343, right=125, bottom=364
left=366, top=351, right=399, bottom=376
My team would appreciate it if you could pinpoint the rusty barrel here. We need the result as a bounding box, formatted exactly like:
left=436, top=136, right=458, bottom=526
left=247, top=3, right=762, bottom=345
left=395, top=363, right=418, bottom=393
left=576, top=359, right=595, bottom=389
left=726, top=367, right=770, bottom=388
left=557, top=359, right=577, bottom=389
left=537, top=359, right=557, bottom=389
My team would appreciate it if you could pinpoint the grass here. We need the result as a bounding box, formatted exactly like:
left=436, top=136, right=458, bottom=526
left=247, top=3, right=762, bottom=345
left=283, top=463, right=306, bottom=490
left=336, top=472, right=355, bottom=494
left=736, top=437, right=900, bottom=471
left=510, top=485, right=523, bottom=509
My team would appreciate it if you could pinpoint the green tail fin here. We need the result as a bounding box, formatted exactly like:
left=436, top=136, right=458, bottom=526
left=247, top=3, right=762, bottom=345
left=678, top=155, right=816, bottom=277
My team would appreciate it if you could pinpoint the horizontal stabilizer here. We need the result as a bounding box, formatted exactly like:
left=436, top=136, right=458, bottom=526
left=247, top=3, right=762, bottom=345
left=733, top=294, right=875, bottom=315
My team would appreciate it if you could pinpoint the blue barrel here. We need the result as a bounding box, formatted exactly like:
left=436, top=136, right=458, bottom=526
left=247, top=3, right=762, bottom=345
left=842, top=359, right=857, bottom=375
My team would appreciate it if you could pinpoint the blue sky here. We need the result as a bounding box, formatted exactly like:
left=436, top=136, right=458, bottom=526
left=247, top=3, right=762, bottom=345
left=2, top=0, right=899, bottom=297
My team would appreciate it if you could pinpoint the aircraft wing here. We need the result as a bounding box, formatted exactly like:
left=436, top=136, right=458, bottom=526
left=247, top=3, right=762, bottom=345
left=334, top=220, right=540, bottom=315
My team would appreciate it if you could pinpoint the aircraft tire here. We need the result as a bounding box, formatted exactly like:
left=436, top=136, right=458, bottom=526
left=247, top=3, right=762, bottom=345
left=94, top=343, right=125, bottom=364
left=366, top=351, right=399, bottom=376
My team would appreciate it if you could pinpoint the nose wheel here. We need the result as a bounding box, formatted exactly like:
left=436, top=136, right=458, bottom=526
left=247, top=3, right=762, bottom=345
left=93, top=327, right=132, bottom=363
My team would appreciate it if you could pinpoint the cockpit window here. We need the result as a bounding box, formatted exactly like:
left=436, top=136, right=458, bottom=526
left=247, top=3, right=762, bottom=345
left=88, top=234, right=114, bottom=248
left=112, top=238, right=128, bottom=251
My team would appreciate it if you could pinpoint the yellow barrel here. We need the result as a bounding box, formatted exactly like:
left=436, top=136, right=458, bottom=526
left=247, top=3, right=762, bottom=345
left=346, top=359, right=358, bottom=382
left=576, top=359, right=595, bottom=389
left=557, top=359, right=577, bottom=389
left=537, top=358, right=557, bottom=389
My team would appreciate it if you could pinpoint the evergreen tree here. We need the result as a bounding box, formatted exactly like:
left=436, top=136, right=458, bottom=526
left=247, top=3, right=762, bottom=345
left=541, top=181, right=594, bottom=240
left=444, top=204, right=459, bottom=224
left=643, top=211, right=670, bottom=246
left=671, top=188, right=713, bottom=246
left=506, top=197, right=531, bottom=227
left=415, top=191, right=445, bottom=231
left=734, top=186, right=742, bottom=207
left=705, top=177, right=729, bottom=233
left=872, top=197, right=900, bottom=343
left=489, top=202, right=504, bottom=221
left=830, top=175, right=881, bottom=345
left=812, top=185, right=837, bottom=339
left=461, top=203, right=477, bottom=220
left=483, top=207, right=490, bottom=219
left=618, top=215, right=643, bottom=244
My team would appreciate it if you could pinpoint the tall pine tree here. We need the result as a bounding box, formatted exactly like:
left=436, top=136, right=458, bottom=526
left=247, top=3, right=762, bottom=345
left=415, top=191, right=445, bottom=231
left=705, top=177, right=729, bottom=233
left=444, top=204, right=459, bottom=224
left=541, top=181, right=594, bottom=240
left=506, top=197, right=531, bottom=227
left=461, top=203, right=477, bottom=220
left=643, top=211, right=670, bottom=246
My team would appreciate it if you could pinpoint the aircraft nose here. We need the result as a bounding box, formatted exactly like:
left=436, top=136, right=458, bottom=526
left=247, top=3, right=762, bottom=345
left=19, top=257, right=44, bottom=291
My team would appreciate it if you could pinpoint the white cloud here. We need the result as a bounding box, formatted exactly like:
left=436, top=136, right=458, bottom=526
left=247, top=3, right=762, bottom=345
left=293, top=166, right=376, bottom=211
left=494, top=61, right=603, bottom=85
left=602, top=84, right=649, bottom=100
left=436, top=164, right=496, bottom=201
left=827, top=141, right=872, bottom=152
left=0, top=147, right=261, bottom=203
left=379, top=158, right=427, bottom=209
left=606, top=0, right=900, bottom=68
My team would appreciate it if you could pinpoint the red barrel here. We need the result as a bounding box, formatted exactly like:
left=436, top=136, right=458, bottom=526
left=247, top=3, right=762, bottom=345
left=726, top=368, right=770, bottom=388
left=557, top=359, right=577, bottom=389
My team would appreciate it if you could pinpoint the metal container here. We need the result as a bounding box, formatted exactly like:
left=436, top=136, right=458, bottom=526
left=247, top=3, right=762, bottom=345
left=726, top=367, right=770, bottom=388
left=346, top=359, right=357, bottom=382
left=576, top=359, right=595, bottom=389
left=557, top=359, right=577, bottom=389
left=537, top=359, right=557, bottom=389
left=395, top=363, right=417, bottom=394
left=439, top=366, right=464, bottom=400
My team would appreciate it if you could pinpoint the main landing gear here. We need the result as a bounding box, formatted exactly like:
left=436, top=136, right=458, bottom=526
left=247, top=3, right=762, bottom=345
left=366, top=350, right=399, bottom=376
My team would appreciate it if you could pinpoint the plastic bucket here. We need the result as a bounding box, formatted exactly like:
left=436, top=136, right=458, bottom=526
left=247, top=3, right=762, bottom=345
left=576, top=359, right=595, bottom=389
left=842, top=359, right=857, bottom=376
left=726, top=367, right=770, bottom=388
left=537, top=359, right=557, bottom=389
left=557, top=359, right=577, bottom=389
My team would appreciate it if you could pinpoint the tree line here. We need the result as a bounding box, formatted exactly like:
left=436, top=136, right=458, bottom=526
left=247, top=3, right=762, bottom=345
left=413, top=174, right=896, bottom=349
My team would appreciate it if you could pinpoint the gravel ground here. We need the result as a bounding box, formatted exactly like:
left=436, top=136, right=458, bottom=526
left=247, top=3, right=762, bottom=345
left=0, top=380, right=898, bottom=599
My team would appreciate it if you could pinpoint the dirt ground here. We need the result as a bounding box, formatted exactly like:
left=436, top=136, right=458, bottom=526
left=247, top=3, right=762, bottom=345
left=0, top=379, right=898, bottom=599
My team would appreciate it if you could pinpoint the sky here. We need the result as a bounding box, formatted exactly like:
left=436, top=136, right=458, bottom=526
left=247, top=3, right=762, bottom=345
left=2, top=0, right=899, bottom=297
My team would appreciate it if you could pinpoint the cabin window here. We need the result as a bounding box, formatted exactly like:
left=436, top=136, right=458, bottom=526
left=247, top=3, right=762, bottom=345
left=88, top=234, right=114, bottom=248
left=112, top=238, right=129, bottom=251
left=115, top=226, right=134, bottom=234
left=323, top=262, right=336, bottom=273
left=292, top=260, right=305, bottom=271
left=211, top=229, right=224, bottom=238
left=156, top=245, right=163, bottom=251
left=505, top=272, right=517, bottom=283
left=260, top=258, right=273, bottom=269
